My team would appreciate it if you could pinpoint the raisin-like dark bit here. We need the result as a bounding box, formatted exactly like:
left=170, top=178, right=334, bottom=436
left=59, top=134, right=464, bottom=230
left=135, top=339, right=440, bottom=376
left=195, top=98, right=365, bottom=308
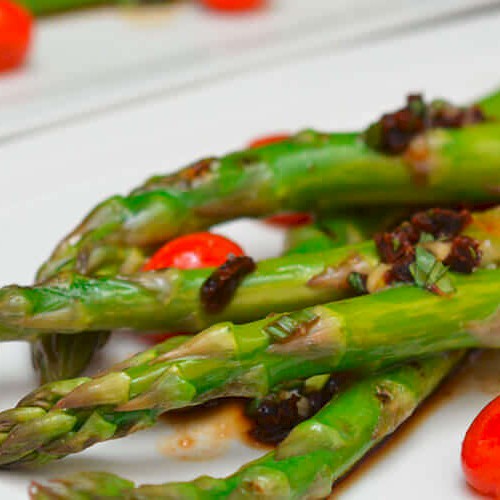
left=374, top=231, right=415, bottom=264
left=365, top=95, right=486, bottom=155
left=248, top=393, right=302, bottom=445
left=200, top=255, right=256, bottom=314
left=444, top=235, right=482, bottom=274
left=385, top=251, right=416, bottom=284
left=411, top=208, right=472, bottom=239
left=431, top=103, right=485, bottom=128
left=247, top=374, right=352, bottom=446
left=380, top=96, right=427, bottom=154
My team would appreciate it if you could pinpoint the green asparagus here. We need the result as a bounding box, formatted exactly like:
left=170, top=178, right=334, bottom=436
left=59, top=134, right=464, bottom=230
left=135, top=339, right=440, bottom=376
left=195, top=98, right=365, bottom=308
left=29, top=351, right=463, bottom=499
left=283, top=209, right=407, bottom=255
left=30, top=89, right=500, bottom=381
left=18, top=0, right=177, bottom=16
left=0, top=266, right=499, bottom=467
left=0, top=207, right=496, bottom=341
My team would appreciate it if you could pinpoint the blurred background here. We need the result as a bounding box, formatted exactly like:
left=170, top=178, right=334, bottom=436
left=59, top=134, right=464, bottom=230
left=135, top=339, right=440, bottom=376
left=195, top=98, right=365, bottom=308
left=1, top=0, right=499, bottom=140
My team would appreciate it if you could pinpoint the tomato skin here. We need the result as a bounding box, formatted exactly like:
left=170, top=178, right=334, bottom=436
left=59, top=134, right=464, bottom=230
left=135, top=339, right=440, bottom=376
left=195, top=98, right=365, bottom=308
left=248, top=133, right=290, bottom=149
left=264, top=212, right=314, bottom=228
left=462, top=396, right=500, bottom=497
left=142, top=232, right=245, bottom=344
left=141, top=332, right=179, bottom=344
left=0, top=0, right=32, bottom=73
left=200, top=0, right=264, bottom=11
left=143, top=232, right=245, bottom=271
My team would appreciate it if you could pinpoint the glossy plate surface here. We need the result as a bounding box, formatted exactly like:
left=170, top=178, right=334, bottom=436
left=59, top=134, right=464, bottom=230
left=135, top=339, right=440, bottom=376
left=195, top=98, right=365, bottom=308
left=0, top=0, right=497, bottom=139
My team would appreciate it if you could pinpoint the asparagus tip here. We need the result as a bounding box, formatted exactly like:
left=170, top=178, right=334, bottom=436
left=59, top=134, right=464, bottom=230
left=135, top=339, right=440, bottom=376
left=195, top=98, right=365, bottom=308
left=56, top=373, right=130, bottom=410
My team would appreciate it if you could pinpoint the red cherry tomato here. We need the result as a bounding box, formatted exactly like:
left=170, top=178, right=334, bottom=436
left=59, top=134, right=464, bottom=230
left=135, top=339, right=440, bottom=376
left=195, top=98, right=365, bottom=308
left=264, top=212, right=314, bottom=227
left=143, top=232, right=245, bottom=271
left=248, top=133, right=290, bottom=149
left=200, top=0, right=264, bottom=12
left=0, top=0, right=32, bottom=73
left=141, top=232, right=245, bottom=344
left=462, top=396, right=500, bottom=497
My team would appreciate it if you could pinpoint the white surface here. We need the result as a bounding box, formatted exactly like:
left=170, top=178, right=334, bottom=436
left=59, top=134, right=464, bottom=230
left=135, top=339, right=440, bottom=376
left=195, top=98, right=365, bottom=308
left=0, top=0, right=498, bottom=140
left=0, top=9, right=499, bottom=499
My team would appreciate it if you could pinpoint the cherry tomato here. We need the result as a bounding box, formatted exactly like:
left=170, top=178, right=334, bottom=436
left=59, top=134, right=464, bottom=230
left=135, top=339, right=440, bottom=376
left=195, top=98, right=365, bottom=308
left=462, top=395, right=500, bottom=497
left=264, top=212, right=314, bottom=227
left=248, top=133, right=290, bottom=149
left=141, top=232, right=245, bottom=344
left=0, top=0, right=32, bottom=73
left=200, top=0, right=265, bottom=12
left=143, top=232, right=245, bottom=271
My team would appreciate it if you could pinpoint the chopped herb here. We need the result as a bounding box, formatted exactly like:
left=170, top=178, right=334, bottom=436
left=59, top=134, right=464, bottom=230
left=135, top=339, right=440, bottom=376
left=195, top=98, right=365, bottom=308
left=418, top=232, right=435, bottom=243
left=347, top=272, right=368, bottom=294
left=409, top=247, right=455, bottom=295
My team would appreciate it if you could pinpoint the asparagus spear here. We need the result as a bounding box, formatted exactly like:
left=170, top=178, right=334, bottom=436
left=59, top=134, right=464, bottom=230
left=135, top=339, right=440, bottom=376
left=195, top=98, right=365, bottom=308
left=29, top=351, right=463, bottom=500
left=283, top=208, right=407, bottom=255
left=30, top=90, right=500, bottom=381
left=19, top=0, right=176, bottom=16
left=31, top=245, right=149, bottom=383
left=29, top=224, right=466, bottom=496
left=36, top=124, right=500, bottom=283
left=19, top=0, right=105, bottom=15
left=0, top=207, right=496, bottom=341
left=0, top=266, right=498, bottom=467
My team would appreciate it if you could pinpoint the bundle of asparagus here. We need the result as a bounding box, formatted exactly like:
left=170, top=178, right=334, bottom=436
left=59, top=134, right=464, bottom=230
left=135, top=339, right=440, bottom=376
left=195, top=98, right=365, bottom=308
left=1, top=88, right=500, bottom=498
left=28, top=89, right=500, bottom=383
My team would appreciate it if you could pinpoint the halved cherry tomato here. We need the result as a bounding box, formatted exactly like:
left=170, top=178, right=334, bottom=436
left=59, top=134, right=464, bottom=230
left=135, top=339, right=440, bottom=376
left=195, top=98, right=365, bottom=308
left=143, top=232, right=245, bottom=271
left=0, top=0, right=32, bottom=73
left=248, top=133, right=290, bottom=149
left=141, top=232, right=245, bottom=344
left=264, top=212, right=314, bottom=227
left=200, top=0, right=265, bottom=12
left=462, top=395, right=500, bottom=497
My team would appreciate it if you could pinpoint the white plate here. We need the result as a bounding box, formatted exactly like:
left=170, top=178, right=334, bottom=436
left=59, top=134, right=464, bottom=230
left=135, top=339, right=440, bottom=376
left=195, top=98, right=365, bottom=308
left=0, top=0, right=498, bottom=140
left=0, top=10, right=500, bottom=499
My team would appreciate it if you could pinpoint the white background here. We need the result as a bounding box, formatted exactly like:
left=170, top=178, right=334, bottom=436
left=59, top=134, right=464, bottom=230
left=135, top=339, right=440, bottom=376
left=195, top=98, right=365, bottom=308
left=1, top=0, right=498, bottom=139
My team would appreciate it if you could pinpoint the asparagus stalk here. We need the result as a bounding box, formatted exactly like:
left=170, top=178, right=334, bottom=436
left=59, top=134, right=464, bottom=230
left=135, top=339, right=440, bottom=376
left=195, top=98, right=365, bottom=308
left=30, top=90, right=500, bottom=381
left=0, top=208, right=497, bottom=341
left=19, top=0, right=176, bottom=16
left=36, top=126, right=500, bottom=283
left=283, top=208, right=407, bottom=255
left=0, top=267, right=499, bottom=467
left=29, top=351, right=463, bottom=500
left=19, top=0, right=105, bottom=15
left=29, top=224, right=465, bottom=496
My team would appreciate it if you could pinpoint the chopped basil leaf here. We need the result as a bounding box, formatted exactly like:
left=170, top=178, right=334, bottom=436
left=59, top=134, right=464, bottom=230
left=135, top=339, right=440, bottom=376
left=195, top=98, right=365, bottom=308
left=409, top=247, right=455, bottom=295
left=419, top=232, right=435, bottom=243
left=347, top=272, right=367, bottom=294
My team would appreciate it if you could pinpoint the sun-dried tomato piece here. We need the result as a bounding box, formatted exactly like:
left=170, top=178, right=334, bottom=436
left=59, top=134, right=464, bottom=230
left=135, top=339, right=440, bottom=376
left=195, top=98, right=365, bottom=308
left=247, top=374, right=352, bottom=445
left=378, top=95, right=427, bottom=154
left=374, top=231, right=415, bottom=264
left=385, top=252, right=416, bottom=284
left=431, top=102, right=485, bottom=129
left=411, top=208, right=472, bottom=239
left=444, top=235, right=482, bottom=274
left=200, top=255, right=256, bottom=314
left=365, top=95, right=486, bottom=155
